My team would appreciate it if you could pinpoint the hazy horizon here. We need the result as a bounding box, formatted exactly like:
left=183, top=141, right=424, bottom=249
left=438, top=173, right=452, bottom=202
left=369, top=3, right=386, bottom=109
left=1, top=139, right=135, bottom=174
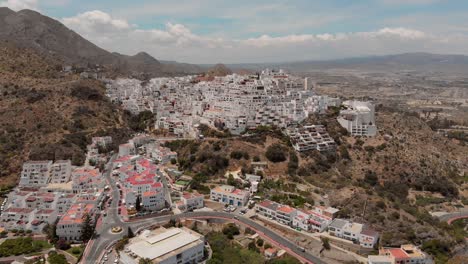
left=2, top=0, right=468, bottom=64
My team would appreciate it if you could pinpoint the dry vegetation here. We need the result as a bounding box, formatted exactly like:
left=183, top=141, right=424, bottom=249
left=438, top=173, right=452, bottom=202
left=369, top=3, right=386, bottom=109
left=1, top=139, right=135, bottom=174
left=0, top=44, right=134, bottom=186
left=166, top=107, right=468, bottom=261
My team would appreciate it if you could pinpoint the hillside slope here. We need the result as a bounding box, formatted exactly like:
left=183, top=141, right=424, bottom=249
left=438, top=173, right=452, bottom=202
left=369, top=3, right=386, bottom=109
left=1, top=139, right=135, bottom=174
left=0, top=7, right=203, bottom=77
left=0, top=44, right=134, bottom=186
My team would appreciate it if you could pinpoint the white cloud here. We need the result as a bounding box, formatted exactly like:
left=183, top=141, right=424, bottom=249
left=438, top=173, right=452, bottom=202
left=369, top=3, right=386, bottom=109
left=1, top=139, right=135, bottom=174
left=61, top=10, right=468, bottom=64
left=0, top=0, right=39, bottom=11
left=379, top=0, right=442, bottom=5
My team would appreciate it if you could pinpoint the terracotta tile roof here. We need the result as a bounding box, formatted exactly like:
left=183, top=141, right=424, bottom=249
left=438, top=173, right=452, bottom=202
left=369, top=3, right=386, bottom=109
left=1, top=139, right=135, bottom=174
left=388, top=248, right=409, bottom=259
left=277, top=205, right=295, bottom=214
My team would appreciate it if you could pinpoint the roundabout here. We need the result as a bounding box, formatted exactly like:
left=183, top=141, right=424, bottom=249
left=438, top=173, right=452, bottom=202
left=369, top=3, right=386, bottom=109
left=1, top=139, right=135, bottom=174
left=111, top=226, right=123, bottom=234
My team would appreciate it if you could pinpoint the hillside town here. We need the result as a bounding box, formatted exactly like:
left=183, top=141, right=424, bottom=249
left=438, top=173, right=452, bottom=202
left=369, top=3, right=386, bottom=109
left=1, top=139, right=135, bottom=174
left=105, top=69, right=350, bottom=137
left=0, top=69, right=447, bottom=264
left=0, top=123, right=439, bottom=264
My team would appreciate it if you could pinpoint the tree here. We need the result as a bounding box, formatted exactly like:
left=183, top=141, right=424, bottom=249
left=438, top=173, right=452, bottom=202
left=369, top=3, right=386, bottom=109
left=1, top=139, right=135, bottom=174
left=55, top=238, right=70, bottom=250
left=222, top=223, right=240, bottom=239
left=80, top=213, right=94, bottom=242
left=248, top=241, right=259, bottom=252
left=139, top=258, right=153, bottom=264
left=265, top=144, right=287, bottom=163
left=47, top=252, right=68, bottom=264
left=321, top=237, right=331, bottom=250
left=44, top=223, right=58, bottom=244
left=127, top=227, right=135, bottom=238
left=230, top=151, right=243, bottom=160
left=115, top=237, right=129, bottom=251
left=256, top=238, right=264, bottom=247
left=135, top=195, right=142, bottom=211
left=227, top=174, right=237, bottom=186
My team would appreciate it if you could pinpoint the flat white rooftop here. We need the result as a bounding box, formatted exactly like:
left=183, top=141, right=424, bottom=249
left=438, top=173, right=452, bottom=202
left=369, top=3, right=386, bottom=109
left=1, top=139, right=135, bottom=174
left=128, top=227, right=203, bottom=260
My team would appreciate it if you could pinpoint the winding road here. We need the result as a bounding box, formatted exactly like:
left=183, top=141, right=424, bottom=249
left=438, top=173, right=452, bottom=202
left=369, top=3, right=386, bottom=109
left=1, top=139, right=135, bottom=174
left=437, top=210, right=468, bottom=224
left=83, top=211, right=325, bottom=264
left=81, top=154, right=326, bottom=264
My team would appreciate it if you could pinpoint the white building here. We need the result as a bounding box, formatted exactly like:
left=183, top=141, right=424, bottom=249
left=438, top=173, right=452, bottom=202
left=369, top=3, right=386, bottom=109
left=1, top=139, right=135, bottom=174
left=123, top=227, right=205, bottom=264
left=141, top=190, right=165, bottom=211
left=180, top=192, right=204, bottom=211
left=150, top=145, right=178, bottom=164
left=337, top=101, right=377, bottom=137
left=56, top=203, right=96, bottom=242
left=368, top=244, right=434, bottom=264
left=328, top=218, right=379, bottom=248
left=287, top=125, right=336, bottom=152
left=245, top=174, right=262, bottom=183
left=119, top=142, right=136, bottom=157
left=255, top=200, right=280, bottom=220
left=50, top=160, right=72, bottom=184
left=210, top=185, right=249, bottom=207
left=19, top=160, right=52, bottom=187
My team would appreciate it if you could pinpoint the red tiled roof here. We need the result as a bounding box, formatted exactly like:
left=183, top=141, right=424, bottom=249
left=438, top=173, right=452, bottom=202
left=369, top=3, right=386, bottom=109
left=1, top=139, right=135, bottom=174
left=277, top=205, right=295, bottom=214
left=388, top=248, right=409, bottom=259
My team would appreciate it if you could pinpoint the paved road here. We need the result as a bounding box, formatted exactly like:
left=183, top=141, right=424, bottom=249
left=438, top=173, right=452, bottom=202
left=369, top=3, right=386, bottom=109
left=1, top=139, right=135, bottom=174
left=438, top=210, right=468, bottom=224
left=82, top=155, right=325, bottom=264
left=83, top=210, right=325, bottom=264
left=179, top=212, right=326, bottom=264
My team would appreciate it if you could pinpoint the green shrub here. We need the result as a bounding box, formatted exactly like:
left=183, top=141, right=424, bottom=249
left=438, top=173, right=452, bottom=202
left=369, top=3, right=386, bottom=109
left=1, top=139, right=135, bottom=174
left=265, top=144, right=287, bottom=163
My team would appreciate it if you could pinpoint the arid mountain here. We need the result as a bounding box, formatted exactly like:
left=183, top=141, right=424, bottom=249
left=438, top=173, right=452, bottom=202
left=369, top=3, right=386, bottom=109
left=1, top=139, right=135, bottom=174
left=0, top=7, right=203, bottom=77
left=206, top=63, right=233, bottom=77
left=228, top=53, right=468, bottom=74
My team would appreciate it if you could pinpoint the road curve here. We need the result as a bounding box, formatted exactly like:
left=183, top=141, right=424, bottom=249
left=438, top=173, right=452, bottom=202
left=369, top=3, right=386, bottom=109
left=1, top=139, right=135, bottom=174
left=83, top=211, right=326, bottom=264
left=179, top=212, right=326, bottom=264
left=437, top=210, right=468, bottom=224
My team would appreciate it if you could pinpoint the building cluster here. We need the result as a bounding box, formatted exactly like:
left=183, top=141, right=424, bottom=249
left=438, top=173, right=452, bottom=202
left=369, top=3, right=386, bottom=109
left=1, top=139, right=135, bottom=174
left=117, top=135, right=177, bottom=165
left=87, top=136, right=113, bottom=164
left=106, top=69, right=341, bottom=136
left=114, top=155, right=166, bottom=212
left=368, top=244, right=433, bottom=264
left=286, top=125, right=336, bottom=152
left=337, top=100, right=377, bottom=137
left=19, top=160, right=72, bottom=187
left=1, top=137, right=110, bottom=242
left=255, top=200, right=379, bottom=249
left=121, top=227, right=205, bottom=264
left=328, top=218, right=379, bottom=249
left=210, top=185, right=250, bottom=207
left=113, top=134, right=192, bottom=212
left=176, top=192, right=204, bottom=212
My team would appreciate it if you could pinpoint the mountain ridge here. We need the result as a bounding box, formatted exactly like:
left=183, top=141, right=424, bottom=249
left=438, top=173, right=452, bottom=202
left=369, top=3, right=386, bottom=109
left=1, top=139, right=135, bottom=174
left=0, top=7, right=203, bottom=77
left=224, top=52, right=468, bottom=73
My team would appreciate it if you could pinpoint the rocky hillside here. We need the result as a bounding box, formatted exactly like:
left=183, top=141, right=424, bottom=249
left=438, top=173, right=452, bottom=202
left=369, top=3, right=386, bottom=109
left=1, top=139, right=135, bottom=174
left=0, top=44, right=134, bottom=186
left=164, top=108, right=467, bottom=263
left=206, top=64, right=233, bottom=77
left=0, top=7, right=203, bottom=77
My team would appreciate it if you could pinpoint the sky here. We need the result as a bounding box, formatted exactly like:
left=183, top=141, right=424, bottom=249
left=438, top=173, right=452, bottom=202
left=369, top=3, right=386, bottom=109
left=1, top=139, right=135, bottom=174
left=1, top=0, right=468, bottom=63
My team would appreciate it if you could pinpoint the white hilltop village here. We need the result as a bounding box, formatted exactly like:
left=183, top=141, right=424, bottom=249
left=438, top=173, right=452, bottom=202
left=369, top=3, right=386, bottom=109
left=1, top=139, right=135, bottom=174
left=0, top=68, right=393, bottom=264
left=106, top=69, right=377, bottom=141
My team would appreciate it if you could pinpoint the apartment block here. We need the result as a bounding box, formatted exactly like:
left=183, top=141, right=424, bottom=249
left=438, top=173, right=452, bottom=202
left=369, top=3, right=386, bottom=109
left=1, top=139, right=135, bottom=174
left=337, top=100, right=377, bottom=137
left=180, top=192, right=204, bottom=211
left=328, top=218, right=379, bottom=248
left=56, top=203, right=97, bottom=242
left=287, top=125, right=336, bottom=152
left=210, top=185, right=250, bottom=207
left=19, top=160, right=52, bottom=187
left=50, top=160, right=72, bottom=184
